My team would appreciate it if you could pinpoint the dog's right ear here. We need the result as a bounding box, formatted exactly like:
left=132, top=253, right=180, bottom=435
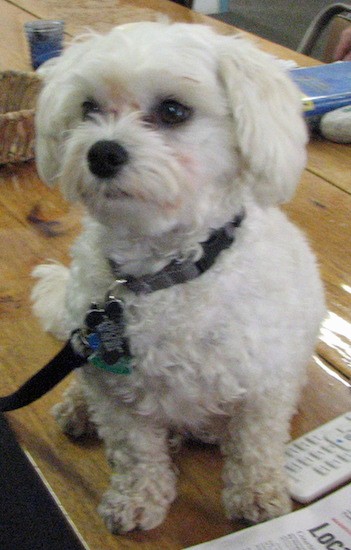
left=35, top=57, right=64, bottom=186
left=35, top=34, right=99, bottom=187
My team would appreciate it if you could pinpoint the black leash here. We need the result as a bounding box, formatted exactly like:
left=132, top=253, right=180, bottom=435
left=0, top=339, right=86, bottom=412
left=0, top=211, right=245, bottom=413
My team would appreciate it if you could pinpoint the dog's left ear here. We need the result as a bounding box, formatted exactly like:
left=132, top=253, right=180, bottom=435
left=217, top=36, right=307, bottom=205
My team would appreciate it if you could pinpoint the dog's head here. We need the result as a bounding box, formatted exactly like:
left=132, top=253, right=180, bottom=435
left=36, top=22, right=307, bottom=235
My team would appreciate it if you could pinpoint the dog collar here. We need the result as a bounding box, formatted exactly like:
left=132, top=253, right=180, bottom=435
left=108, top=209, right=246, bottom=294
left=0, top=210, right=245, bottom=412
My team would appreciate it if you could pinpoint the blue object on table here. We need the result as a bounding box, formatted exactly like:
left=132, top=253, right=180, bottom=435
left=24, top=20, right=64, bottom=70
left=289, top=61, right=351, bottom=118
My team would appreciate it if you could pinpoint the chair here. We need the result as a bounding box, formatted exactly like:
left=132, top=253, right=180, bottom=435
left=298, top=3, right=351, bottom=60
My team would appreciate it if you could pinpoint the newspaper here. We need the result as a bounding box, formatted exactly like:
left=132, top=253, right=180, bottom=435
left=187, top=485, right=351, bottom=549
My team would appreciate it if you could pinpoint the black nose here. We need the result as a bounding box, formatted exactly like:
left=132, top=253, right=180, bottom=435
left=87, top=140, right=129, bottom=179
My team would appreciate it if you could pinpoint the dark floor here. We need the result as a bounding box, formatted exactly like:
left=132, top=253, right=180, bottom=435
left=211, top=0, right=345, bottom=59
left=0, top=414, right=84, bottom=550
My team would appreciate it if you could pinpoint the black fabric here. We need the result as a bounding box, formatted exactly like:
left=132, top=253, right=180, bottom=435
left=0, top=340, right=86, bottom=412
left=196, top=210, right=245, bottom=274
left=170, top=0, right=193, bottom=6
left=0, top=414, right=84, bottom=550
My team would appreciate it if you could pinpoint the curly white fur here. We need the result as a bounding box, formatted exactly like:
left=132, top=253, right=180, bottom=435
left=32, top=22, right=325, bottom=532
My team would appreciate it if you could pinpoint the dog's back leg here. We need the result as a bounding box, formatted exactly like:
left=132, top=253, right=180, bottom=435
left=52, top=376, right=97, bottom=439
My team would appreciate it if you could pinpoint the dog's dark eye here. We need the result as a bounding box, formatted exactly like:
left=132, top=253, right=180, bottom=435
left=156, top=100, right=192, bottom=126
left=82, top=99, right=101, bottom=120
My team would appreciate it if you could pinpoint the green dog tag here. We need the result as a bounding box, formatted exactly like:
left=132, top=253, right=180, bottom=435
left=88, top=353, right=132, bottom=375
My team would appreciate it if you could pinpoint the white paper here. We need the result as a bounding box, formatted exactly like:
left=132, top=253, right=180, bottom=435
left=187, top=485, right=351, bottom=549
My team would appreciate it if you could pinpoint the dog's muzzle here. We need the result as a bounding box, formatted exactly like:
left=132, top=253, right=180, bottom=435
left=88, top=140, right=129, bottom=179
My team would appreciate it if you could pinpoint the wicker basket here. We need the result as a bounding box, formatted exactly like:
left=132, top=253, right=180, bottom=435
left=0, top=71, right=42, bottom=164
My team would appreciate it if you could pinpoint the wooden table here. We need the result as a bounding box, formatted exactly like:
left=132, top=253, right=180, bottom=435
left=0, top=1, right=350, bottom=549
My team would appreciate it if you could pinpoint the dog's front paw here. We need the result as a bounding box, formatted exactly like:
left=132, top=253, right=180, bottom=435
left=98, top=467, right=177, bottom=533
left=223, top=478, right=291, bottom=524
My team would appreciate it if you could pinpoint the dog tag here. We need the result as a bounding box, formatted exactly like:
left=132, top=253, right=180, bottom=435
left=88, top=353, right=132, bottom=375
left=85, top=304, right=105, bottom=329
left=84, top=299, right=132, bottom=375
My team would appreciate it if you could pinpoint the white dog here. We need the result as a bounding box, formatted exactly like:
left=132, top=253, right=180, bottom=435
left=32, top=22, right=325, bottom=533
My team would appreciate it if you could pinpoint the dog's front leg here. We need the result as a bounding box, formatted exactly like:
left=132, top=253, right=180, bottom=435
left=221, top=396, right=293, bottom=524
left=98, top=416, right=177, bottom=533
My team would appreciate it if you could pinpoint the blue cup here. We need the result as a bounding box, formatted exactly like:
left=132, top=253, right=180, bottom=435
left=24, top=20, right=64, bottom=70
